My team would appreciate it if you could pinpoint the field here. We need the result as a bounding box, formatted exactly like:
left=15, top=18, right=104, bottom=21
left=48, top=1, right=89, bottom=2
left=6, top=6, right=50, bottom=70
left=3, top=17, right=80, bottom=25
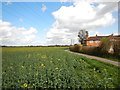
left=2, top=47, right=120, bottom=88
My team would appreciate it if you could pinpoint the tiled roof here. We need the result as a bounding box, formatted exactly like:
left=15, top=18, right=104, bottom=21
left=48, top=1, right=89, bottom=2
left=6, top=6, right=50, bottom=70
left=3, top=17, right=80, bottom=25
left=87, top=35, right=120, bottom=41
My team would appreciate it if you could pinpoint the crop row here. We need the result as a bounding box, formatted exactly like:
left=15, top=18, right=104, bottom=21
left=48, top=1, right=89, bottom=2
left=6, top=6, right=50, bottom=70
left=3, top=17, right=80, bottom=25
left=2, top=47, right=120, bottom=88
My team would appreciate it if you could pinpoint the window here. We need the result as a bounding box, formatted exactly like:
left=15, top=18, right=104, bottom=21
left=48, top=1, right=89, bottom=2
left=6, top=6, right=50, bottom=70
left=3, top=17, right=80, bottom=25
left=89, top=40, right=93, bottom=43
left=95, top=40, right=100, bottom=43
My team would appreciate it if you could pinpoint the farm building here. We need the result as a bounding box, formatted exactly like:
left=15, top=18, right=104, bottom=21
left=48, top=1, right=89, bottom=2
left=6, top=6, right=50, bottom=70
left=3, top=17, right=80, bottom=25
left=86, top=34, right=120, bottom=47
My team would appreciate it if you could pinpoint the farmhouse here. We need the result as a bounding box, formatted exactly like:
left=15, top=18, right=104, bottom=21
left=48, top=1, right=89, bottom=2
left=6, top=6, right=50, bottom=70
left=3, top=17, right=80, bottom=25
left=86, top=34, right=120, bottom=47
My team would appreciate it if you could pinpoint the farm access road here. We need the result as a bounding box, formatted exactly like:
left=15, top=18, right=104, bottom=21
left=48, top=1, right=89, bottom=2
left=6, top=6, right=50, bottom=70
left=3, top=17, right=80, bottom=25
left=65, top=50, right=120, bottom=67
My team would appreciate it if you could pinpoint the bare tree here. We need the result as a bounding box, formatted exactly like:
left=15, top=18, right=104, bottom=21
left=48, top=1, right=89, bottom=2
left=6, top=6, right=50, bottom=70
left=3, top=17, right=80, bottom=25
left=78, top=30, right=88, bottom=45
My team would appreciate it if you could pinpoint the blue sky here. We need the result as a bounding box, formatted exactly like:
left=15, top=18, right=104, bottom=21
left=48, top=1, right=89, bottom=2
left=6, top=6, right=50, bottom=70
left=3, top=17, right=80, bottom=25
left=1, top=1, right=118, bottom=45
left=2, top=2, right=73, bottom=42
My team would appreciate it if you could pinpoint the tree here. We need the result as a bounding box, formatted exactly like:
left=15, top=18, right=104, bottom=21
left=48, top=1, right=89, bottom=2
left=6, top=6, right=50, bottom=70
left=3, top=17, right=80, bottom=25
left=78, top=30, right=88, bottom=45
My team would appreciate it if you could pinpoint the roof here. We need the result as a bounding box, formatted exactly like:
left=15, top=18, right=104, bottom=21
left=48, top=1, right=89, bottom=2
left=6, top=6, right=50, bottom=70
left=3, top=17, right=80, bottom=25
left=87, top=35, right=120, bottom=41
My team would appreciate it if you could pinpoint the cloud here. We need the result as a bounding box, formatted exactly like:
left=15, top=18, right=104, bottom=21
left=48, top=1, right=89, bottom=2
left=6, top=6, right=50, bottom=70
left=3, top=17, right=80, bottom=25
left=96, top=2, right=118, bottom=16
left=41, top=4, right=47, bottom=12
left=6, top=0, right=12, bottom=5
left=60, top=0, right=70, bottom=3
left=0, top=20, right=38, bottom=46
left=89, top=31, right=117, bottom=36
left=46, top=0, right=117, bottom=45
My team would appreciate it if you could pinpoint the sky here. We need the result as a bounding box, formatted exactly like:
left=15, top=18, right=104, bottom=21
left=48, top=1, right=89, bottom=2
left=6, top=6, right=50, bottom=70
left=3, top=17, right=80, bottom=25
left=0, top=0, right=119, bottom=46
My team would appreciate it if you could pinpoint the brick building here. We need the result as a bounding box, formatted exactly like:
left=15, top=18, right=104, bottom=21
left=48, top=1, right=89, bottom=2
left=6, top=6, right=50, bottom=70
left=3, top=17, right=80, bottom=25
left=86, top=34, right=120, bottom=47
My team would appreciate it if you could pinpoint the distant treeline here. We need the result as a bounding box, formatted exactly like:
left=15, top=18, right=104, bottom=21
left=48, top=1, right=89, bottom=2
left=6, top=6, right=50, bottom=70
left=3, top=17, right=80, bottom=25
left=0, top=45, right=70, bottom=47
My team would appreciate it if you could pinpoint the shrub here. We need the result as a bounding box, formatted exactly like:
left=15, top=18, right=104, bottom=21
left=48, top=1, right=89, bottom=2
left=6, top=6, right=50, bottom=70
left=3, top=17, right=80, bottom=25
left=69, top=44, right=96, bottom=54
left=69, top=37, right=120, bottom=60
left=74, top=44, right=82, bottom=52
left=98, top=37, right=111, bottom=54
left=80, top=46, right=97, bottom=54
left=69, top=44, right=82, bottom=52
left=69, top=46, right=75, bottom=51
left=113, top=40, right=120, bottom=57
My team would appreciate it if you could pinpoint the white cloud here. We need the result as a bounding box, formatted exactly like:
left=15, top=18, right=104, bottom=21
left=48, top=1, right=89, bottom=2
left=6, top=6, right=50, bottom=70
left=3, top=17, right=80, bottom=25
left=113, top=33, right=120, bottom=35
left=93, top=0, right=119, bottom=2
left=46, top=0, right=117, bottom=45
left=60, top=0, right=70, bottom=3
left=91, top=32, right=120, bottom=36
left=41, top=4, right=47, bottom=12
left=0, top=20, right=39, bottom=46
left=6, top=0, right=12, bottom=5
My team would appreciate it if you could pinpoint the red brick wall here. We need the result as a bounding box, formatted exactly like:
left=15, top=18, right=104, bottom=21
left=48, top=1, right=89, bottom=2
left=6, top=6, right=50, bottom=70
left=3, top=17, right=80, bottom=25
left=86, top=41, right=100, bottom=47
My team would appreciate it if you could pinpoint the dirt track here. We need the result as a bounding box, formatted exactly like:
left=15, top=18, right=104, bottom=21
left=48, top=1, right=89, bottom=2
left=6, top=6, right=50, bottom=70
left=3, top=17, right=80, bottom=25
left=65, top=50, right=120, bottom=67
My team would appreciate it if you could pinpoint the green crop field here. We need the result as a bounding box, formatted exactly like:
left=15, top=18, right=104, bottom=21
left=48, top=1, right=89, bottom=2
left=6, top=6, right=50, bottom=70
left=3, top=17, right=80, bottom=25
left=2, top=47, right=120, bottom=88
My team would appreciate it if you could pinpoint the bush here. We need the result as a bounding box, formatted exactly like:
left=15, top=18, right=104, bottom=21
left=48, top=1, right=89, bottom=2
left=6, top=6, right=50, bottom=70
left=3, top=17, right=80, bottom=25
left=69, top=44, right=82, bottom=52
left=98, top=37, right=111, bottom=54
left=80, top=46, right=97, bottom=54
left=113, top=40, right=120, bottom=57
left=98, top=37, right=120, bottom=57
left=69, top=44, right=96, bottom=54
left=69, top=46, right=75, bottom=51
